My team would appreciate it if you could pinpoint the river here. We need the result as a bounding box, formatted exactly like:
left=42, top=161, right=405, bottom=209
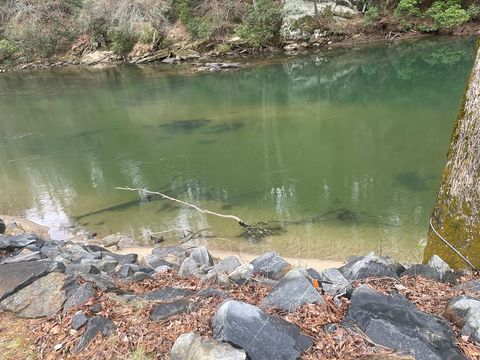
left=0, top=37, right=475, bottom=262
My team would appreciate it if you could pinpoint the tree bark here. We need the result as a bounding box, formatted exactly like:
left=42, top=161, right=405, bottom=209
left=424, top=42, right=480, bottom=269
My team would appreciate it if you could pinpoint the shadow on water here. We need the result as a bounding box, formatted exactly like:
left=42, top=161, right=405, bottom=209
left=395, top=172, right=429, bottom=191
left=158, top=119, right=211, bottom=134
left=203, top=122, right=245, bottom=134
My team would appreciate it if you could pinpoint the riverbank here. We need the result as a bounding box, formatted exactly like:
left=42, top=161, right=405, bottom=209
left=1, top=219, right=480, bottom=359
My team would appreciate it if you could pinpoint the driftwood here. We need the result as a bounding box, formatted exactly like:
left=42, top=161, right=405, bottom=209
left=115, top=186, right=275, bottom=240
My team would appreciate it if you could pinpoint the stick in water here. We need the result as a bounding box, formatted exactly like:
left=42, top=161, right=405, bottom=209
left=115, top=186, right=248, bottom=227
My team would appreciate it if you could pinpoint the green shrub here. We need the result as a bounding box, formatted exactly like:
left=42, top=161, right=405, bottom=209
left=107, top=27, right=136, bottom=53
left=426, top=0, right=470, bottom=29
left=364, top=4, right=380, bottom=24
left=395, top=0, right=421, bottom=18
left=0, top=39, right=17, bottom=61
left=467, top=4, right=480, bottom=20
left=234, top=0, right=282, bottom=47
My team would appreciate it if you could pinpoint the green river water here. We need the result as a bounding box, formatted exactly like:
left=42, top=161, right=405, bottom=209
left=0, top=37, right=475, bottom=262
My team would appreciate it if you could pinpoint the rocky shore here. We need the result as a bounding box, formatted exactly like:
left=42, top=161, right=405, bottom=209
left=1, top=218, right=480, bottom=359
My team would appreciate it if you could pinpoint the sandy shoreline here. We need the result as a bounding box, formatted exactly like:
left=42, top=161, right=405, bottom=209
left=1, top=214, right=344, bottom=270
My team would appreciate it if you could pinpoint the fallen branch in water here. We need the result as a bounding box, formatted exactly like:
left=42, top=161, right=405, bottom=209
left=115, top=186, right=276, bottom=240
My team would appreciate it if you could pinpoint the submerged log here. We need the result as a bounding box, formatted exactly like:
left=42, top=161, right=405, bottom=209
left=424, top=42, right=480, bottom=269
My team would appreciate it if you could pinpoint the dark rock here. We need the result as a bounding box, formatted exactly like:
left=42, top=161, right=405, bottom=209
left=72, top=311, right=88, bottom=330
left=251, top=252, right=292, bottom=280
left=228, top=263, right=254, bottom=285
left=344, top=285, right=466, bottom=360
left=0, top=260, right=65, bottom=301
left=189, top=246, right=214, bottom=268
left=65, top=264, right=101, bottom=276
left=150, top=299, right=194, bottom=321
left=212, top=300, right=313, bottom=360
left=317, top=268, right=352, bottom=297
left=132, top=271, right=151, bottom=281
left=261, top=268, right=324, bottom=312
left=171, top=332, right=247, bottom=360
left=0, top=219, right=5, bottom=234
left=64, top=283, right=95, bottom=311
left=141, top=254, right=175, bottom=269
left=79, top=259, right=118, bottom=273
left=0, top=250, right=43, bottom=264
left=151, top=246, right=188, bottom=267
left=116, top=263, right=153, bottom=278
left=90, top=303, right=102, bottom=313
left=75, top=273, right=118, bottom=292
left=0, top=272, right=66, bottom=318
left=140, top=287, right=194, bottom=301
left=455, top=279, right=480, bottom=292
left=76, top=316, right=115, bottom=351
left=401, top=264, right=442, bottom=282
left=211, top=256, right=241, bottom=274
left=101, top=252, right=137, bottom=265
left=0, top=234, right=38, bottom=250
left=444, top=296, right=480, bottom=342
left=195, top=288, right=228, bottom=299
left=338, top=253, right=399, bottom=280
left=85, top=244, right=110, bottom=253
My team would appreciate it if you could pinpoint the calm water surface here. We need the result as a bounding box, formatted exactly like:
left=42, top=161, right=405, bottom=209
left=0, top=37, right=475, bottom=262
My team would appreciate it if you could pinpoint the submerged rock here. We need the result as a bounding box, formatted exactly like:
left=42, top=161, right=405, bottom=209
left=251, top=252, right=292, bottom=280
left=0, top=272, right=66, bottom=318
left=171, top=332, right=247, bottom=360
left=344, top=285, right=466, bottom=360
left=444, top=296, right=480, bottom=342
left=261, top=268, right=324, bottom=312
left=212, top=300, right=313, bottom=360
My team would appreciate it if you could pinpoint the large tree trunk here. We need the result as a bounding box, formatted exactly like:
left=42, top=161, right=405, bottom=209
left=423, top=42, right=480, bottom=269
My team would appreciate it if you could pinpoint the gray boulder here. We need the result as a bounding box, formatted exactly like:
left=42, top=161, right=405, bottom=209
left=65, top=263, right=101, bottom=276
left=0, top=250, right=43, bottom=264
left=101, top=252, right=137, bottom=265
left=261, top=268, right=324, bottom=312
left=75, top=273, right=117, bottom=292
left=211, top=256, right=241, bottom=274
left=0, top=259, right=65, bottom=300
left=72, top=311, right=88, bottom=330
left=339, top=253, right=399, bottom=280
left=140, top=287, right=194, bottom=301
left=344, top=285, right=466, bottom=360
left=141, top=254, right=175, bottom=269
left=64, top=283, right=95, bottom=311
left=251, top=252, right=292, bottom=280
left=317, top=268, right=352, bottom=297
left=0, top=272, right=66, bottom=318
left=228, top=263, right=254, bottom=285
left=80, top=259, right=118, bottom=273
left=455, top=279, right=480, bottom=292
left=212, top=300, right=313, bottom=360
left=444, top=296, right=480, bottom=342
left=401, top=264, right=442, bottom=282
left=179, top=256, right=202, bottom=277
left=171, top=332, right=247, bottom=360
left=150, top=299, right=194, bottom=321
left=76, top=316, right=115, bottom=351
left=151, top=246, right=188, bottom=267
left=0, top=234, right=38, bottom=250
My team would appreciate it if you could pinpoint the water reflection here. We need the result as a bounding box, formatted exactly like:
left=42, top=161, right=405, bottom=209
left=0, top=37, right=475, bottom=261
